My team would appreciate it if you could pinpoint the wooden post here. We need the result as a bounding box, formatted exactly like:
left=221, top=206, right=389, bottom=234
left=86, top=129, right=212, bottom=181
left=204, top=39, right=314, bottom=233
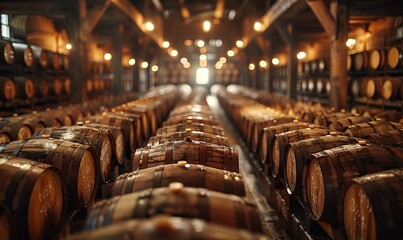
left=286, top=24, right=297, bottom=99
left=66, top=0, right=87, bottom=103
left=330, top=2, right=348, bottom=109
left=112, top=33, right=122, bottom=95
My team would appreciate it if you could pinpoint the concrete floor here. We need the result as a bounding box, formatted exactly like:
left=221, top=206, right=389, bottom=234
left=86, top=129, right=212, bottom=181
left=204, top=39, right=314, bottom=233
left=207, top=95, right=291, bottom=240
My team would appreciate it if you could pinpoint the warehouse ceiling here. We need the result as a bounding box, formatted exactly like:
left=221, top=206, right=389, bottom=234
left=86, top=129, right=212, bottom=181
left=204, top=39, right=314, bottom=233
left=0, top=0, right=402, bottom=62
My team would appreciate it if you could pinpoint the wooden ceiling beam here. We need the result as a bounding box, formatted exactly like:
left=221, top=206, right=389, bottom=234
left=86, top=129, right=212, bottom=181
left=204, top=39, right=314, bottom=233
left=214, top=0, right=226, bottom=20
left=83, top=0, right=111, bottom=38
left=151, top=0, right=164, bottom=13
left=274, top=21, right=292, bottom=45
left=306, top=0, right=335, bottom=37
left=110, top=0, right=163, bottom=45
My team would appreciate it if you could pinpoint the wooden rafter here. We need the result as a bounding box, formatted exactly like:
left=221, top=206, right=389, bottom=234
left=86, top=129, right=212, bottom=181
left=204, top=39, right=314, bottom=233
left=306, top=0, right=335, bottom=37
left=214, top=0, right=226, bottom=20
left=83, top=0, right=111, bottom=38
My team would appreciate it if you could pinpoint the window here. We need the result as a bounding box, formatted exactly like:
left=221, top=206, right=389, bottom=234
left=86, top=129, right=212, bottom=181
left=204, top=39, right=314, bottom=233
left=1, top=14, right=10, bottom=38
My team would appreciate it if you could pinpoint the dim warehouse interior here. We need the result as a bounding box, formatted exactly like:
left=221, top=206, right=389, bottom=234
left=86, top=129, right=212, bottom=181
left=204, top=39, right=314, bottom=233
left=0, top=0, right=402, bottom=239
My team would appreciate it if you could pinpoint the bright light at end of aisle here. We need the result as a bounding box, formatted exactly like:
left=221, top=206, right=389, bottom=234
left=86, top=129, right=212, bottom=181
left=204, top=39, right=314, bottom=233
left=196, top=68, right=209, bottom=84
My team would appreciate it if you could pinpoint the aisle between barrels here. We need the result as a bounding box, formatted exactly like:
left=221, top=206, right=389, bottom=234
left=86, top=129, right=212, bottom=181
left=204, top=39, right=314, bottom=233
left=206, top=95, right=291, bottom=240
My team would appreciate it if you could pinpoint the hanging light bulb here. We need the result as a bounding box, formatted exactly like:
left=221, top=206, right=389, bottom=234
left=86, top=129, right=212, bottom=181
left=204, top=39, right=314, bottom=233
left=272, top=58, right=280, bottom=65
left=236, top=40, right=244, bottom=48
left=203, top=21, right=211, bottom=32
left=144, top=21, right=155, bottom=31
left=248, top=63, right=255, bottom=71
left=129, top=58, right=136, bottom=66
left=162, top=41, right=170, bottom=48
left=297, top=51, right=307, bottom=60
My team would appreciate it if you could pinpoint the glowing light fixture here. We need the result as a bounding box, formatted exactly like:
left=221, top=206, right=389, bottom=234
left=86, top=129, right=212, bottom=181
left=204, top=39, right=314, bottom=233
left=272, top=58, right=280, bottom=65
left=162, top=41, right=170, bottom=48
left=215, top=39, right=223, bottom=47
left=104, top=53, right=112, bottom=61
left=203, top=21, right=211, bottom=32
left=227, top=50, right=235, bottom=57
left=141, top=61, right=149, bottom=69
left=199, top=54, right=207, bottom=61
left=65, top=43, right=72, bottom=50
left=215, top=62, right=223, bottom=70
left=151, top=65, right=159, bottom=72
left=297, top=51, right=307, bottom=60
left=236, top=40, right=244, bottom=48
left=219, top=57, right=227, bottom=63
left=199, top=59, right=207, bottom=67
left=254, top=21, right=263, bottom=32
left=196, top=68, right=209, bottom=84
left=346, top=38, right=356, bottom=48
left=170, top=49, right=178, bottom=57
left=259, top=60, right=267, bottom=68
left=196, top=40, right=205, bottom=48
left=144, top=21, right=155, bottom=31
left=129, top=58, right=136, bottom=66
left=183, top=62, right=190, bottom=69
left=180, top=57, right=188, bottom=64
left=184, top=39, right=193, bottom=46
left=228, top=10, right=236, bottom=20
left=248, top=63, right=255, bottom=71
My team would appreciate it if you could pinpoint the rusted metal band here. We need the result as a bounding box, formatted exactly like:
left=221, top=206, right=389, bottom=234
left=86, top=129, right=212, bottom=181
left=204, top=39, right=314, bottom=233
left=153, top=165, right=164, bottom=188
left=199, top=143, right=207, bottom=166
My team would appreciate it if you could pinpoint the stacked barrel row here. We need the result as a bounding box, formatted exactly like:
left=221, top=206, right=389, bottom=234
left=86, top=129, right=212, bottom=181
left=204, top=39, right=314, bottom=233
left=0, top=40, right=71, bottom=106
left=68, top=86, right=269, bottom=239
left=215, top=84, right=403, bottom=240
left=0, top=85, right=179, bottom=239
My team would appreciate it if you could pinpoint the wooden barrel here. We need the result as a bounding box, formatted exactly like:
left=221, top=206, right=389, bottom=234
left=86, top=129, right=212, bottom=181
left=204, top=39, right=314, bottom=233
left=169, top=104, right=212, bottom=117
left=347, top=54, right=352, bottom=71
left=260, top=121, right=315, bottom=166
left=148, top=130, right=229, bottom=147
left=339, top=168, right=403, bottom=240
left=366, top=77, right=383, bottom=99
left=313, top=111, right=354, bottom=127
left=61, top=54, right=69, bottom=70
left=13, top=76, right=35, bottom=99
left=307, top=78, right=316, bottom=94
left=163, top=114, right=220, bottom=127
left=83, top=113, right=136, bottom=156
left=302, top=143, right=403, bottom=223
left=345, top=120, right=403, bottom=138
left=37, top=108, right=72, bottom=127
left=35, top=77, right=49, bottom=97
left=0, top=155, right=64, bottom=240
left=382, top=77, right=401, bottom=100
left=114, top=105, right=152, bottom=140
left=50, top=78, right=63, bottom=96
left=316, top=78, right=326, bottom=94
left=386, top=46, right=403, bottom=69
left=11, top=42, right=34, bottom=67
left=350, top=78, right=362, bottom=98
left=251, top=116, right=296, bottom=153
left=85, top=185, right=262, bottom=232
left=0, top=40, right=14, bottom=65
left=34, top=126, right=116, bottom=183
left=0, top=77, right=16, bottom=101
left=365, top=129, right=403, bottom=148
left=47, top=51, right=62, bottom=70
left=0, top=204, right=13, bottom=240
left=0, top=114, right=46, bottom=142
left=301, top=79, right=308, bottom=93
left=109, top=162, right=244, bottom=198
left=285, top=135, right=362, bottom=200
left=86, top=78, right=93, bottom=94
left=0, top=138, right=99, bottom=210
left=271, top=128, right=339, bottom=179
left=31, top=46, right=48, bottom=68
left=353, top=51, right=369, bottom=71
left=81, top=122, right=125, bottom=165
left=369, top=48, right=386, bottom=70
left=318, top=58, right=328, bottom=73
left=132, top=139, right=239, bottom=172
left=71, top=216, right=268, bottom=240
left=157, top=123, right=225, bottom=136
left=328, top=116, right=373, bottom=131
left=108, top=110, right=143, bottom=148
left=63, top=76, right=71, bottom=95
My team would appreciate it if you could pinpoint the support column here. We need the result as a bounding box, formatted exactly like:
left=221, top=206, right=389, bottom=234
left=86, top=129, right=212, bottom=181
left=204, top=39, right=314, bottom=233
left=112, top=27, right=123, bottom=95
left=286, top=24, right=297, bottom=99
left=330, top=2, right=348, bottom=109
left=66, top=0, right=87, bottom=102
